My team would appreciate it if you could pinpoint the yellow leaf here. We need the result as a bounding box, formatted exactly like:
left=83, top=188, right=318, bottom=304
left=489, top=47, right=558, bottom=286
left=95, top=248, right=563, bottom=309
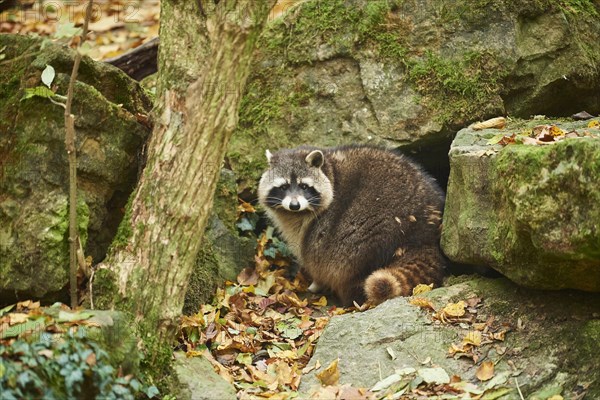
left=275, top=350, right=298, bottom=360
left=237, top=199, right=256, bottom=213
left=549, top=125, right=565, bottom=137
left=587, top=120, right=599, bottom=129
left=316, top=358, right=340, bottom=386
left=312, top=296, right=328, bottom=307
left=476, top=360, right=494, bottom=381
left=463, top=331, right=482, bottom=347
left=548, top=396, right=564, bottom=400
left=410, top=297, right=435, bottom=310
left=442, top=301, right=466, bottom=317
left=8, top=313, right=29, bottom=325
left=412, top=283, right=433, bottom=296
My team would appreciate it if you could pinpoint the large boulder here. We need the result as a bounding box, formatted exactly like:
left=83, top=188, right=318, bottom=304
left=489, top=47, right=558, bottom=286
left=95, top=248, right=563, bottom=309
left=228, top=0, right=600, bottom=186
left=441, top=119, right=600, bottom=291
left=300, top=276, right=600, bottom=398
left=0, top=34, right=152, bottom=300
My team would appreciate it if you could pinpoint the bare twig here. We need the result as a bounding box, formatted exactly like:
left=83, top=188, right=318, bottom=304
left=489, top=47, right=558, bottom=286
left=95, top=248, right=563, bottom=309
left=65, top=0, right=94, bottom=309
left=515, top=377, right=525, bottom=400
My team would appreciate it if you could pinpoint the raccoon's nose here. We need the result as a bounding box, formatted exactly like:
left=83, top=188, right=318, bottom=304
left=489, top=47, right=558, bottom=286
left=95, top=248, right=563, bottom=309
left=289, top=200, right=300, bottom=211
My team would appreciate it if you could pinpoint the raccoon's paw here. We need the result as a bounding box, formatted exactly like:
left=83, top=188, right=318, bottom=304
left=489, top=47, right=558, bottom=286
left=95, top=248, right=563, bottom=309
left=364, top=270, right=404, bottom=306
left=308, top=281, right=323, bottom=293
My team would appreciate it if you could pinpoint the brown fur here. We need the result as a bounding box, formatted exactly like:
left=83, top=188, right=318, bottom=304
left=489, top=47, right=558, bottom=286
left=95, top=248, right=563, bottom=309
left=258, top=145, right=446, bottom=306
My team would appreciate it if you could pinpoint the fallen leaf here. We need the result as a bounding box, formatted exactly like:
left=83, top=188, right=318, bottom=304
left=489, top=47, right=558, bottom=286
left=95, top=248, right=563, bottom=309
left=417, top=367, right=450, bottom=384
left=338, top=384, right=374, bottom=400
left=85, top=352, right=97, bottom=367
left=237, top=267, right=259, bottom=286
left=588, top=120, right=600, bottom=129
left=386, top=347, right=396, bottom=360
left=371, top=373, right=401, bottom=391
left=412, top=283, right=433, bottom=296
left=410, top=297, right=435, bottom=310
left=442, top=301, right=466, bottom=317
left=312, top=296, right=328, bottom=307
left=316, top=359, right=340, bottom=386
left=37, top=349, right=54, bottom=359
left=463, top=331, right=482, bottom=346
left=476, top=361, right=495, bottom=381
left=472, top=117, right=506, bottom=130
left=8, top=313, right=29, bottom=325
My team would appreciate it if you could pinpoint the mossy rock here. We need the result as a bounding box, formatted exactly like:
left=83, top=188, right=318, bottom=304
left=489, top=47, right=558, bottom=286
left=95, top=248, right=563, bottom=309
left=183, top=170, right=256, bottom=315
left=300, top=276, right=600, bottom=398
left=442, top=119, right=600, bottom=291
left=228, top=0, right=600, bottom=187
left=0, top=34, right=152, bottom=301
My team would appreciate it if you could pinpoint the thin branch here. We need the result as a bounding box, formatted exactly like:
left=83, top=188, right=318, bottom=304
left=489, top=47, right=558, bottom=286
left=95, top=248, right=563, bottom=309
left=65, top=0, right=94, bottom=309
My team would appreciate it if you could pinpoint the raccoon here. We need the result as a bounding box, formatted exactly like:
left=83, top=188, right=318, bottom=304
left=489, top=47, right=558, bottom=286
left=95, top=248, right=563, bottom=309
left=258, top=145, right=446, bottom=306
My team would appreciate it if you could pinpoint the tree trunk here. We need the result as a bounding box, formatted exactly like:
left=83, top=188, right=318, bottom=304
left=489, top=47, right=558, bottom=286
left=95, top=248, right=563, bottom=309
left=95, top=0, right=276, bottom=344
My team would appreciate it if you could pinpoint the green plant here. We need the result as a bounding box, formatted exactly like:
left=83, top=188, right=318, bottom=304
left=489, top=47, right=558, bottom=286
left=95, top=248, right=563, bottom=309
left=0, top=333, right=158, bottom=399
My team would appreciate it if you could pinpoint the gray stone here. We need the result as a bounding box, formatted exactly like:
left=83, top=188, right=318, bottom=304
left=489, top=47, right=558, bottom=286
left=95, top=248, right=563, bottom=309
left=174, top=352, right=237, bottom=400
left=300, top=276, right=600, bottom=398
left=441, top=119, right=600, bottom=291
left=228, top=0, right=600, bottom=185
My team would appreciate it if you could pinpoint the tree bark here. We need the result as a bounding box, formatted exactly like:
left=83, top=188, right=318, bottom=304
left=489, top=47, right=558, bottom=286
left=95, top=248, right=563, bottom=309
left=96, top=0, right=276, bottom=344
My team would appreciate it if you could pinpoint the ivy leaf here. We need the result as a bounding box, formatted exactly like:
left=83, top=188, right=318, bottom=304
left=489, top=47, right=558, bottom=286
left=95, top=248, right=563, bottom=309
left=145, top=385, right=160, bottom=398
left=276, top=321, right=302, bottom=340
left=57, top=310, right=93, bottom=323
left=236, top=217, right=255, bottom=232
left=1, top=318, right=46, bottom=339
left=41, top=65, right=55, bottom=88
left=0, top=304, right=14, bottom=317
left=78, top=42, right=94, bottom=57
left=21, top=86, right=55, bottom=101
left=236, top=353, right=253, bottom=365
left=54, top=22, right=82, bottom=39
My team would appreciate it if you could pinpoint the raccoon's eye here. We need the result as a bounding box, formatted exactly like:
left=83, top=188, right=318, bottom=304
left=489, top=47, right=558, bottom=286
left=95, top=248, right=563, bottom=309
left=299, top=183, right=309, bottom=190
left=280, top=184, right=290, bottom=190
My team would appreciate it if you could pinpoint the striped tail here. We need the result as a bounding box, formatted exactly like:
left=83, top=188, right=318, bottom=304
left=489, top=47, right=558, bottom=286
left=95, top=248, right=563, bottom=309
left=364, top=247, right=445, bottom=305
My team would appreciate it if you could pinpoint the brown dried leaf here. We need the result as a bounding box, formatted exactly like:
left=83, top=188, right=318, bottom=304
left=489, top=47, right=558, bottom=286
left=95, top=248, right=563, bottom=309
left=86, top=352, right=97, bottom=367
left=472, top=117, right=507, bottom=130
left=8, top=313, right=29, bottom=325
left=237, top=267, right=259, bottom=286
left=338, top=384, right=375, bottom=400
left=476, top=360, right=494, bottom=381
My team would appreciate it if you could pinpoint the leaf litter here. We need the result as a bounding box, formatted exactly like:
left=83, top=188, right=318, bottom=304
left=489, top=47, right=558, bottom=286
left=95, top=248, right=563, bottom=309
left=178, top=223, right=374, bottom=399
left=486, top=120, right=600, bottom=147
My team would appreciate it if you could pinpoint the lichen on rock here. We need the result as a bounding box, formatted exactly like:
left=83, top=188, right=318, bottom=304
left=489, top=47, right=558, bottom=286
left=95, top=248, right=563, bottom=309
left=0, top=34, right=152, bottom=301
left=442, top=119, right=600, bottom=291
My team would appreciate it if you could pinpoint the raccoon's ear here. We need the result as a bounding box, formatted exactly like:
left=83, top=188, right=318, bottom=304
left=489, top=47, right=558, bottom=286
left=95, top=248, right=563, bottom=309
left=265, top=149, right=273, bottom=163
left=305, top=150, right=324, bottom=168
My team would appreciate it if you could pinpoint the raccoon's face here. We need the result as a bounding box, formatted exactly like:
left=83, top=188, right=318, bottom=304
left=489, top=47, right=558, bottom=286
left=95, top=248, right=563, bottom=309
left=258, top=148, right=333, bottom=213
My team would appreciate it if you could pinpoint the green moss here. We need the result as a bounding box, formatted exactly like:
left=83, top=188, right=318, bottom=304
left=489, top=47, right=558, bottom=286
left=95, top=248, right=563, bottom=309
left=441, top=0, right=597, bottom=26
left=182, top=241, right=220, bottom=315
left=108, top=193, right=134, bottom=252
left=576, top=320, right=600, bottom=359
left=263, top=0, right=406, bottom=64
left=91, top=268, right=119, bottom=310
left=406, top=51, right=507, bottom=127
